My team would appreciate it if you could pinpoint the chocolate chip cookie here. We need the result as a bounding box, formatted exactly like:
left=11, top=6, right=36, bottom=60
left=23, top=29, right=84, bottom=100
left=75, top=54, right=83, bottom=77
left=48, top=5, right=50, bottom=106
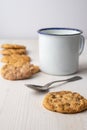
left=43, top=91, right=87, bottom=114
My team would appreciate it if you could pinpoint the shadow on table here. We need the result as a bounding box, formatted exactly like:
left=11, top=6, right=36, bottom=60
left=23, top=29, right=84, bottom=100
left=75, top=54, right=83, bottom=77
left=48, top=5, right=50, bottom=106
left=32, top=90, right=49, bottom=96
left=78, top=62, right=87, bottom=75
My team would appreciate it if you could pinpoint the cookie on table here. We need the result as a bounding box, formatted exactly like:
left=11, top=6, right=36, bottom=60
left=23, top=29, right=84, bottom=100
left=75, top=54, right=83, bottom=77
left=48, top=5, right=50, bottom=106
left=1, top=54, right=31, bottom=64
left=0, top=48, right=26, bottom=55
left=0, top=43, right=26, bottom=49
left=1, top=62, right=40, bottom=80
left=43, top=91, right=87, bottom=114
left=0, top=63, right=33, bottom=80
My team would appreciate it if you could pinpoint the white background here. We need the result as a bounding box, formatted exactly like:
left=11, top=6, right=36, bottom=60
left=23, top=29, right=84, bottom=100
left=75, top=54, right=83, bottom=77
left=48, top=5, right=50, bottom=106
left=0, top=0, right=87, bottom=39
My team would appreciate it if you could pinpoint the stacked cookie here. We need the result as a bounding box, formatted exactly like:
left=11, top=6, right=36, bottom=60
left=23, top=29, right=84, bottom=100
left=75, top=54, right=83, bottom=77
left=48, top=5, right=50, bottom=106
left=0, top=43, right=39, bottom=80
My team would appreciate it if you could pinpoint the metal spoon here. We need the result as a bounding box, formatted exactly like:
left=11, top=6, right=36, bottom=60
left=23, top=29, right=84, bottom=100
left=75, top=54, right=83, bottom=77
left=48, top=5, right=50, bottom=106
left=25, top=76, right=82, bottom=91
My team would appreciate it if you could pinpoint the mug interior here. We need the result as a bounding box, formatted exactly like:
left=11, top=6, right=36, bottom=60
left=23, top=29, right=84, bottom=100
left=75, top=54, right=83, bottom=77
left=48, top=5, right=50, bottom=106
left=38, top=28, right=82, bottom=36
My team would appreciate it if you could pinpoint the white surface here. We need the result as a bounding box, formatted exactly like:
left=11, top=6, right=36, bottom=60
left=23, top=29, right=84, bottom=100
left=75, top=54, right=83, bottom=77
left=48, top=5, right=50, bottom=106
left=0, top=0, right=87, bottom=39
left=0, top=39, right=87, bottom=130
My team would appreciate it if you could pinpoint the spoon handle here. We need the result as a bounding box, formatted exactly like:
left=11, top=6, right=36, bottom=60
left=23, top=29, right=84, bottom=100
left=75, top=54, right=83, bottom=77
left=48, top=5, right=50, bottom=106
left=45, top=76, right=82, bottom=87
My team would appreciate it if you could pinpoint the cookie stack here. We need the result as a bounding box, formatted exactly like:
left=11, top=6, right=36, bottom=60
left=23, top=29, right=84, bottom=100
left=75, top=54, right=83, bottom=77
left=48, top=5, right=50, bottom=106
left=0, top=43, right=40, bottom=80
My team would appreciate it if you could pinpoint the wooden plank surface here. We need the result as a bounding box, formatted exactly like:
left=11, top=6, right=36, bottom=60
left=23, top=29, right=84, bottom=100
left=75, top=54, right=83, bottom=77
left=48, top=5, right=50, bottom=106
left=0, top=39, right=87, bottom=130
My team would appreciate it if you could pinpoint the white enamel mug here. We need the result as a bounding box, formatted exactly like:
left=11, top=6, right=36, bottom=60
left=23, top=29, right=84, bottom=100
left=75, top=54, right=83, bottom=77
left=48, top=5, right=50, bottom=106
left=38, top=28, right=85, bottom=75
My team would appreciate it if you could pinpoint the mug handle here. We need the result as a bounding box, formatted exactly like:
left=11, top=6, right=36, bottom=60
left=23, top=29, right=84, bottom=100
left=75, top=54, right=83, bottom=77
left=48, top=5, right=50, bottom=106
left=79, top=35, right=85, bottom=55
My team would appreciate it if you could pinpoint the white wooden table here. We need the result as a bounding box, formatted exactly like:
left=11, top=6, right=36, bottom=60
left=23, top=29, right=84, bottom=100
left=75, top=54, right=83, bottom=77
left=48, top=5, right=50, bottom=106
left=0, top=39, right=87, bottom=130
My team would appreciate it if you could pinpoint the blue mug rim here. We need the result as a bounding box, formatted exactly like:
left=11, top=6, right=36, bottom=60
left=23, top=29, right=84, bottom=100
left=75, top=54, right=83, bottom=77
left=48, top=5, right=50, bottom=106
left=37, top=27, right=83, bottom=36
